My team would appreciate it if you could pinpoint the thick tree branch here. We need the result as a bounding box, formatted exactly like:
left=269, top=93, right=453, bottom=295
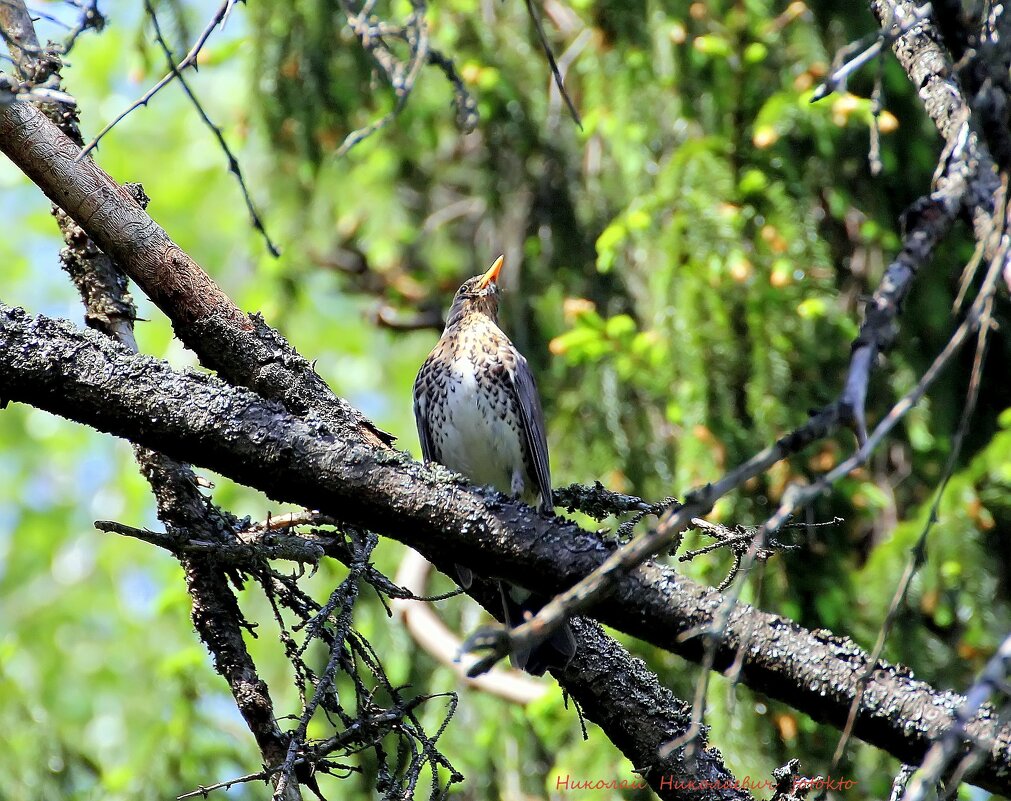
left=461, top=580, right=753, bottom=801
left=870, top=0, right=999, bottom=236
left=553, top=616, right=748, bottom=800
left=0, top=9, right=300, bottom=794
left=0, top=97, right=391, bottom=449
left=131, top=459, right=299, bottom=801
left=1, top=306, right=1010, bottom=796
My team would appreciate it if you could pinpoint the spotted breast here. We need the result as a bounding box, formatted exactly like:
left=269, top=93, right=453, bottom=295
left=415, top=316, right=542, bottom=505
left=413, top=256, right=573, bottom=676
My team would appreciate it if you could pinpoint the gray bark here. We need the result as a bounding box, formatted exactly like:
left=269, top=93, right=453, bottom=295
left=2, top=304, right=1009, bottom=797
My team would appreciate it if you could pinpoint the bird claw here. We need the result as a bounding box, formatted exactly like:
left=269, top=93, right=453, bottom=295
left=459, top=625, right=513, bottom=677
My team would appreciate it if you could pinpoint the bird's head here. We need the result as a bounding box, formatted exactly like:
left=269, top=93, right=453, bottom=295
left=445, top=255, right=504, bottom=327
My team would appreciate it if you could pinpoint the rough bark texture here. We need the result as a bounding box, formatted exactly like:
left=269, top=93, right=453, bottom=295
left=835, top=1, right=1001, bottom=436
left=2, top=305, right=1009, bottom=797
left=136, top=456, right=295, bottom=779
left=462, top=581, right=752, bottom=801
left=0, top=97, right=391, bottom=450
left=0, top=9, right=298, bottom=792
left=870, top=0, right=999, bottom=225
left=557, top=618, right=748, bottom=800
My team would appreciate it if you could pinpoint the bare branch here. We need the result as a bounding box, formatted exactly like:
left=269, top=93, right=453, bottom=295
left=522, top=0, right=581, bottom=128
left=78, top=0, right=238, bottom=159
left=393, top=550, right=549, bottom=705
left=143, top=0, right=280, bottom=257
left=334, top=0, right=431, bottom=157
left=177, top=768, right=272, bottom=800
left=0, top=97, right=393, bottom=449
left=3, top=306, right=1011, bottom=796
left=96, top=518, right=328, bottom=564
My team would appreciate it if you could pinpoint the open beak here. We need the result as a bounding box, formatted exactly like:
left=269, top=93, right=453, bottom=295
left=476, top=255, right=504, bottom=290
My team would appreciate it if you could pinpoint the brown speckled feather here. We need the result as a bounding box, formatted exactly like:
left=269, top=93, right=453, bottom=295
left=414, top=303, right=551, bottom=510
left=412, top=263, right=573, bottom=675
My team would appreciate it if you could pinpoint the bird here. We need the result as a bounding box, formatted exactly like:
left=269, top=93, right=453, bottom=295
left=413, top=255, right=576, bottom=675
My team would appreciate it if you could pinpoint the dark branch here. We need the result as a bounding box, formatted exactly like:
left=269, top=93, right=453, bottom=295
left=1, top=305, right=1010, bottom=797
left=522, top=0, right=582, bottom=128
left=0, top=96, right=393, bottom=449
left=143, top=0, right=280, bottom=258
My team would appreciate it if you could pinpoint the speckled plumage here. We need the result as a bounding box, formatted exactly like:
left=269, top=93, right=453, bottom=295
left=412, top=260, right=574, bottom=675
left=413, top=273, right=552, bottom=511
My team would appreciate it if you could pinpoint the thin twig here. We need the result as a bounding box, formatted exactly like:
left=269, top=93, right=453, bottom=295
left=827, top=177, right=1009, bottom=772
left=273, top=575, right=362, bottom=801
left=143, top=0, right=279, bottom=257
left=77, top=0, right=238, bottom=159
left=177, top=769, right=271, bottom=800
left=523, top=0, right=581, bottom=128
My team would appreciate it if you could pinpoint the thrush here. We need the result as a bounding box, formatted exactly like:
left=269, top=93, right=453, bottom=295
left=413, top=255, right=576, bottom=675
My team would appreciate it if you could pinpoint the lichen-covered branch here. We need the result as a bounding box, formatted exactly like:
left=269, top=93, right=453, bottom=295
left=0, top=97, right=391, bottom=449
left=1, top=305, right=1009, bottom=796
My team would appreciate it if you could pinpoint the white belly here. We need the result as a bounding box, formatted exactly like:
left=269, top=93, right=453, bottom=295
left=433, top=359, right=526, bottom=496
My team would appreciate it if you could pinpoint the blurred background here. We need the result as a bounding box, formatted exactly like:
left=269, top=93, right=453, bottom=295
left=1, top=0, right=1009, bottom=798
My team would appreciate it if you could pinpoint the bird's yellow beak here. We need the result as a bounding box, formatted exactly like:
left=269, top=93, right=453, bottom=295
left=477, top=255, right=504, bottom=289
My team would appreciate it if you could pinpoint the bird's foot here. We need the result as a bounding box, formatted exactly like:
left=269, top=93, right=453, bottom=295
left=458, top=625, right=513, bottom=677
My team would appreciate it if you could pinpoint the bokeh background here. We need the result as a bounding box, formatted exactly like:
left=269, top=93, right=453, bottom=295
left=1, top=0, right=1009, bottom=798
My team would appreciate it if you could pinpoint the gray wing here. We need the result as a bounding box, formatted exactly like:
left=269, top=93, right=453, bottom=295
left=413, top=372, right=437, bottom=463
left=511, top=353, right=553, bottom=511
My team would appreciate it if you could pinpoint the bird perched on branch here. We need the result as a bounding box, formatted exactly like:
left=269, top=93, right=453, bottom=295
left=413, top=255, right=576, bottom=675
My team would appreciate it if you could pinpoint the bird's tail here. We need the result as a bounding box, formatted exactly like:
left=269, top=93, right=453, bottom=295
left=498, top=582, right=576, bottom=676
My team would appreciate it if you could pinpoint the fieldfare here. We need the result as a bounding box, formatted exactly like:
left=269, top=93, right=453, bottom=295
left=413, top=256, right=576, bottom=675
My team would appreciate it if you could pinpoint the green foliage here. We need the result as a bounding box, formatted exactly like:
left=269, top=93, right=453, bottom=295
left=2, top=0, right=1011, bottom=799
